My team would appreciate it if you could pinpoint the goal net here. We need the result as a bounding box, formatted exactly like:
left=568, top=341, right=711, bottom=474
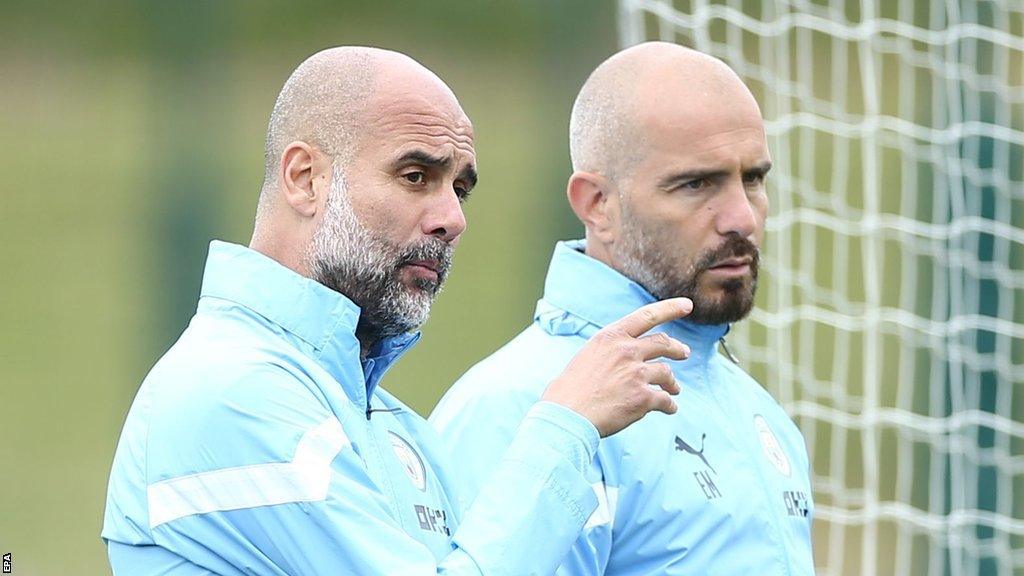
left=617, top=1, right=1024, bottom=574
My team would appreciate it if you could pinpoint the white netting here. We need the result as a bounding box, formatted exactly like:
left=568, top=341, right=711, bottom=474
left=618, top=1, right=1024, bottom=574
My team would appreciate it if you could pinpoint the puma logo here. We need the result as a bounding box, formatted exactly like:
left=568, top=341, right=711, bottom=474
left=675, top=434, right=716, bottom=474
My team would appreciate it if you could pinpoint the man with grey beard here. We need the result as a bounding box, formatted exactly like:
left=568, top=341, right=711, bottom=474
left=432, top=42, right=815, bottom=574
left=307, top=168, right=452, bottom=344
left=102, top=46, right=695, bottom=575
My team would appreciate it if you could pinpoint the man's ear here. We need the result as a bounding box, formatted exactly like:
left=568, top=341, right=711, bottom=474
left=279, top=141, right=328, bottom=218
left=567, top=171, right=619, bottom=244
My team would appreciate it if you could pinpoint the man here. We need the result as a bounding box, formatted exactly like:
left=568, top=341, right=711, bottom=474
left=102, top=46, right=695, bottom=575
left=431, top=42, right=815, bottom=574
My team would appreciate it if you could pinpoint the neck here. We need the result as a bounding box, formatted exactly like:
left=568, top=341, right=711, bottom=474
left=249, top=210, right=314, bottom=280
left=582, top=230, right=617, bottom=270
left=355, top=321, right=384, bottom=359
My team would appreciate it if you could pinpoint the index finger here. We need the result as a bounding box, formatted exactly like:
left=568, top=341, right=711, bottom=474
left=609, top=298, right=694, bottom=338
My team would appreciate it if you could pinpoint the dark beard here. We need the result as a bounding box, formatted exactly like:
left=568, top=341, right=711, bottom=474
left=657, top=234, right=760, bottom=325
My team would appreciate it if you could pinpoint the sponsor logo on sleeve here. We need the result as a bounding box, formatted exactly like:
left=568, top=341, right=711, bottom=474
left=414, top=504, right=451, bottom=536
left=783, top=490, right=811, bottom=517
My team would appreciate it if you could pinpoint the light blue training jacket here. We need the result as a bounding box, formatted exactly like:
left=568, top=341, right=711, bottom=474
left=102, top=240, right=601, bottom=575
left=431, top=240, right=815, bottom=575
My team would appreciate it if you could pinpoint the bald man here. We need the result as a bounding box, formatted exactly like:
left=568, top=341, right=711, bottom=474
left=432, top=42, right=815, bottom=575
left=102, top=47, right=695, bottom=575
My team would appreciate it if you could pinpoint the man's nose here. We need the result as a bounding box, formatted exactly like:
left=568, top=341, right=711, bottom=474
left=715, top=180, right=758, bottom=238
left=422, top=187, right=467, bottom=242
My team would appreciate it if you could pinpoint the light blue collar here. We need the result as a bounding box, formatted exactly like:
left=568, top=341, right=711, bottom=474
left=198, top=240, right=419, bottom=405
left=536, top=239, right=728, bottom=364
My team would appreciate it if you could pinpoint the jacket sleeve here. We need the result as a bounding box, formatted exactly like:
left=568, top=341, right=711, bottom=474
left=432, top=387, right=613, bottom=575
left=135, top=367, right=599, bottom=576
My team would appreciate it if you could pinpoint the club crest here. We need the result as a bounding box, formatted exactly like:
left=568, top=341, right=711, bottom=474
left=754, top=414, right=791, bottom=477
left=388, top=431, right=427, bottom=491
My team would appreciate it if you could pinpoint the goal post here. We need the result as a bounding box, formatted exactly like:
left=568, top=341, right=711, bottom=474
left=617, top=1, right=1024, bottom=575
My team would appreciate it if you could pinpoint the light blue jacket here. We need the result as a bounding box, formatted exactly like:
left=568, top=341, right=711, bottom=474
left=102, top=241, right=601, bottom=575
left=431, top=240, right=815, bottom=575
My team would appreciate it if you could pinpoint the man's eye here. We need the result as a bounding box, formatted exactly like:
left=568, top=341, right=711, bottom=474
left=743, top=172, right=766, bottom=185
left=403, top=172, right=426, bottom=184
left=455, top=186, right=472, bottom=203
left=680, top=179, right=706, bottom=191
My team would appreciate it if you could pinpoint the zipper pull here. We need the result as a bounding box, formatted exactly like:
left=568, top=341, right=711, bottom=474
left=719, top=337, right=740, bottom=365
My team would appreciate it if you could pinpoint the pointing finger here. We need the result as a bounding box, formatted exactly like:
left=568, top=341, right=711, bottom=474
left=609, top=298, right=693, bottom=338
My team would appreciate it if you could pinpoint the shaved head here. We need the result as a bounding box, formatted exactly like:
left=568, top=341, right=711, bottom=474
left=568, top=42, right=769, bottom=325
left=569, top=42, right=756, bottom=189
left=257, top=47, right=463, bottom=214
left=262, top=47, right=374, bottom=201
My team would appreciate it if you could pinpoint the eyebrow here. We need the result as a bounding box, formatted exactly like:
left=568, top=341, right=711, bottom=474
left=392, top=150, right=478, bottom=190
left=657, top=160, right=773, bottom=190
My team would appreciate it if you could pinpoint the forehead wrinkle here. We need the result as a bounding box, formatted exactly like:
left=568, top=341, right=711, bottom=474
left=365, top=110, right=475, bottom=157
left=379, top=124, right=476, bottom=162
left=393, top=125, right=475, bottom=151
left=644, top=135, right=769, bottom=185
left=371, top=112, right=474, bottom=140
left=393, top=135, right=476, bottom=160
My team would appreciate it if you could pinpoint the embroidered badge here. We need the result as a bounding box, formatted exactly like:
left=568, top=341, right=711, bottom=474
left=388, top=431, right=427, bottom=491
left=754, top=414, right=791, bottom=477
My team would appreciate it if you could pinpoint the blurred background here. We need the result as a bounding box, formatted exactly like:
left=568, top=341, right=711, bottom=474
left=0, top=1, right=618, bottom=573
left=2, top=1, right=1022, bottom=575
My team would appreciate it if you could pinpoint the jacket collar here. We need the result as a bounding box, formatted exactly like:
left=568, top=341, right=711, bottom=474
left=535, top=239, right=728, bottom=365
left=198, top=240, right=418, bottom=405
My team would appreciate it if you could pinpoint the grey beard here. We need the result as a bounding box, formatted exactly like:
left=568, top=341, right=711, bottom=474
left=307, top=168, right=452, bottom=346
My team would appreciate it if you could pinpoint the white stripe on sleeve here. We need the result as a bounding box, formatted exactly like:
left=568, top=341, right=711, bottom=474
left=147, top=415, right=349, bottom=528
left=584, top=482, right=619, bottom=530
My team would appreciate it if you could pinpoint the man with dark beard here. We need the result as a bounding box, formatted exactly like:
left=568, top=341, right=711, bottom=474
left=102, top=47, right=695, bottom=575
left=431, top=43, right=815, bottom=575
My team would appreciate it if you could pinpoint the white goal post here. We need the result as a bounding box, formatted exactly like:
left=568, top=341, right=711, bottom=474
left=617, top=1, right=1024, bottom=575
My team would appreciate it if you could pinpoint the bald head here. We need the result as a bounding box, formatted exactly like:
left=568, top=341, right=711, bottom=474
left=258, top=47, right=463, bottom=208
left=569, top=42, right=760, bottom=188
left=567, top=42, right=770, bottom=325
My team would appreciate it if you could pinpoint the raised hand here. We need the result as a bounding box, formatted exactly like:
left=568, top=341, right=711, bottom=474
left=542, top=298, right=693, bottom=437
